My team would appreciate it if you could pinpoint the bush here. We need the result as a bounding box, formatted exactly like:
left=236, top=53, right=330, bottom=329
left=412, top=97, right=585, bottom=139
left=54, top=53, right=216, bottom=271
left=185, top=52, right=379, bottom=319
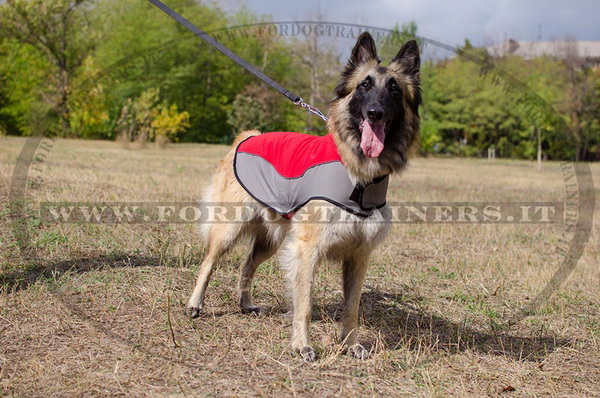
left=115, top=88, right=190, bottom=148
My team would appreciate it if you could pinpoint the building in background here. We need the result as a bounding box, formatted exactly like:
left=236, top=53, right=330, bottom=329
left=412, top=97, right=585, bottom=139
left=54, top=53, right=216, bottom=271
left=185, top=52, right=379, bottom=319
left=486, top=39, right=600, bottom=68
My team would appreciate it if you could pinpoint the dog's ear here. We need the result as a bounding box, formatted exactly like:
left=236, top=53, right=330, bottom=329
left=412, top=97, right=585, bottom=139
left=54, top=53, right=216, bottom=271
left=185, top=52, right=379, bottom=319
left=390, top=39, right=420, bottom=79
left=335, top=32, right=380, bottom=98
left=348, top=32, right=379, bottom=67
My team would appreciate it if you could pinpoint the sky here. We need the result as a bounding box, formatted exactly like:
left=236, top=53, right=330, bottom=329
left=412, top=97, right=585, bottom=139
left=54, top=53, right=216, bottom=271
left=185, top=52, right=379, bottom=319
left=220, top=0, right=600, bottom=48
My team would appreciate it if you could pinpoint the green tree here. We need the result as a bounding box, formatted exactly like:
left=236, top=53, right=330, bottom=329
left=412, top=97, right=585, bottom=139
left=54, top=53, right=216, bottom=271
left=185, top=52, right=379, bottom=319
left=559, top=40, right=597, bottom=161
left=0, top=38, right=51, bottom=135
left=91, top=0, right=297, bottom=142
left=115, top=87, right=189, bottom=147
left=0, top=0, right=98, bottom=136
left=227, top=85, right=269, bottom=137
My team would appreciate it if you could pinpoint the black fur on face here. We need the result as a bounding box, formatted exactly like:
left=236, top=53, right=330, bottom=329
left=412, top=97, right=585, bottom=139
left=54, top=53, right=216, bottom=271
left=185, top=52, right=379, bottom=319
left=347, top=70, right=405, bottom=137
left=329, top=32, right=422, bottom=176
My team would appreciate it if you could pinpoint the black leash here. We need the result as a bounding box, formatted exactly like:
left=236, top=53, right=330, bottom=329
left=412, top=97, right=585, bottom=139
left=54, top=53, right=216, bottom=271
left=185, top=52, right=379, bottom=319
left=147, top=0, right=328, bottom=121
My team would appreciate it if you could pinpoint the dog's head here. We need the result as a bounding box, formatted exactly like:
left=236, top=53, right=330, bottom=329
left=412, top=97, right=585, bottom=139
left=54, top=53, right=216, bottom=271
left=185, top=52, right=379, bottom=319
left=329, top=32, right=421, bottom=178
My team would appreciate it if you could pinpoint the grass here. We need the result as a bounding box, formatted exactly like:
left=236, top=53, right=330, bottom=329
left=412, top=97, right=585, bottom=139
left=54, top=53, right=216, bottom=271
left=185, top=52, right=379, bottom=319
left=1, top=135, right=599, bottom=397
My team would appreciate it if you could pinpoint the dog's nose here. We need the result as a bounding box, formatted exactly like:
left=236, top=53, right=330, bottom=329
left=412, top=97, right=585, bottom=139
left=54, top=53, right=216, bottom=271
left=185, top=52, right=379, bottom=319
left=367, top=108, right=384, bottom=123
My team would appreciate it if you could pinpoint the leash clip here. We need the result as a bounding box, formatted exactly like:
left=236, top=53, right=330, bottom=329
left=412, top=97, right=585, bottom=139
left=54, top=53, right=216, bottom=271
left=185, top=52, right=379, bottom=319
left=293, top=98, right=329, bottom=122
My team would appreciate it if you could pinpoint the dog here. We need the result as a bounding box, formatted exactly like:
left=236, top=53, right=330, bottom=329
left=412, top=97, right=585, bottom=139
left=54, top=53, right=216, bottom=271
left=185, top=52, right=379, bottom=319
left=186, top=31, right=421, bottom=361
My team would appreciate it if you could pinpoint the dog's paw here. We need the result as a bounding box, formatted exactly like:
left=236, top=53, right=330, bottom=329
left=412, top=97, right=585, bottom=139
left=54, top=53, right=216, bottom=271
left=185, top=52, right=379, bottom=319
left=297, top=346, right=316, bottom=362
left=347, top=344, right=369, bottom=360
left=186, top=306, right=202, bottom=319
left=240, top=304, right=261, bottom=316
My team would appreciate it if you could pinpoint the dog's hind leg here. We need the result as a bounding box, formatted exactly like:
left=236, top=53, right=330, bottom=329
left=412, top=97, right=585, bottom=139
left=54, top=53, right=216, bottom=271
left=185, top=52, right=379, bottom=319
left=340, top=252, right=371, bottom=359
left=238, top=233, right=277, bottom=315
left=186, top=224, right=242, bottom=318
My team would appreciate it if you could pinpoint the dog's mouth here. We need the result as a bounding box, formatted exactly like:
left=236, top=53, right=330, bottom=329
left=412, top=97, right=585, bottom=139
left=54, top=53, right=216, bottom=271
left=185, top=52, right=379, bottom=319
left=359, top=119, right=386, bottom=158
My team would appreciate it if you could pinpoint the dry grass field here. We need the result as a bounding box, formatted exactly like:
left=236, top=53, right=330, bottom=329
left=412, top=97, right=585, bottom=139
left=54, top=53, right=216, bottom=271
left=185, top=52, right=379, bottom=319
left=0, top=135, right=599, bottom=397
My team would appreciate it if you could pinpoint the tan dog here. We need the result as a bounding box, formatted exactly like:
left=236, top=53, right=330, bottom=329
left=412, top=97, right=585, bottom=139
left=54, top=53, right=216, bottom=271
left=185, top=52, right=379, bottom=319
left=187, top=32, right=421, bottom=361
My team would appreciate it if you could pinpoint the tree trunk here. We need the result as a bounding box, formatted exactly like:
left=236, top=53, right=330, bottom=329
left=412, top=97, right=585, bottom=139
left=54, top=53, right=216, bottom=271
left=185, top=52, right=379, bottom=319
left=59, top=12, right=70, bottom=137
left=58, top=66, right=70, bottom=137
left=572, top=118, right=582, bottom=162
left=536, top=126, right=542, bottom=170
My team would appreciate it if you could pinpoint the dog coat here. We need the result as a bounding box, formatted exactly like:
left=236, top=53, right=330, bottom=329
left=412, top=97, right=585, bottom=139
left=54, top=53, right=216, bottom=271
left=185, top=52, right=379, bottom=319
left=233, top=132, right=389, bottom=218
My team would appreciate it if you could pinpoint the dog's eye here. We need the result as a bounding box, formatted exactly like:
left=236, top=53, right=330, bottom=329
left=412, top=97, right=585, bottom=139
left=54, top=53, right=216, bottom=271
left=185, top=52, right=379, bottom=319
left=359, top=77, right=372, bottom=89
left=390, top=84, right=401, bottom=95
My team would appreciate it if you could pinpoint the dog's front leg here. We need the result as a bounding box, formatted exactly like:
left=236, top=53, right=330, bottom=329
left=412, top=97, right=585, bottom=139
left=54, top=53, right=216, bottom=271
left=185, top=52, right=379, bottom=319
left=290, top=254, right=319, bottom=361
left=340, top=253, right=371, bottom=359
left=284, top=229, right=321, bottom=362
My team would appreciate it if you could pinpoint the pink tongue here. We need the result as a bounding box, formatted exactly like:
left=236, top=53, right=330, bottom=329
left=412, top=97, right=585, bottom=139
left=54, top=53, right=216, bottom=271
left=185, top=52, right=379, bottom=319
left=360, top=122, right=386, bottom=158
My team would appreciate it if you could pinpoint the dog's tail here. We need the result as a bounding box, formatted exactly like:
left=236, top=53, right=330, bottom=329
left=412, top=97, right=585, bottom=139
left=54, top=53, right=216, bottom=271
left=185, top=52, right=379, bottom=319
left=232, top=129, right=261, bottom=146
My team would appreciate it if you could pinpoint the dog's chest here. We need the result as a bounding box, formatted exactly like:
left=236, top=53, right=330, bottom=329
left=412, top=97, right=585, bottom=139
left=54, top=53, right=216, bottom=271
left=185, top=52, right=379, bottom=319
left=316, top=206, right=392, bottom=254
left=234, top=132, right=389, bottom=219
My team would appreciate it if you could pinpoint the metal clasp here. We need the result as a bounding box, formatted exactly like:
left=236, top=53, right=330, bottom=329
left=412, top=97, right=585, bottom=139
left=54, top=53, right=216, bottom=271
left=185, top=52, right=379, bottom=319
left=293, top=98, right=329, bottom=122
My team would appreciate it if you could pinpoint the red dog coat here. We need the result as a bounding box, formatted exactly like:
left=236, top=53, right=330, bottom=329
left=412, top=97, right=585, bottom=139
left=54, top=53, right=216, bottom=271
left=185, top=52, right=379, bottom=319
left=234, top=132, right=389, bottom=218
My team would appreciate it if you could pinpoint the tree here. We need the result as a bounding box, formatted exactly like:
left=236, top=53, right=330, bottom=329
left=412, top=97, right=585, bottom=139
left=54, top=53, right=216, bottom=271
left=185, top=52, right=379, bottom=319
left=0, top=0, right=97, bottom=136
left=420, top=42, right=538, bottom=159
left=558, top=39, right=596, bottom=161
left=0, top=38, right=50, bottom=135
left=115, top=87, right=190, bottom=147
left=228, top=84, right=273, bottom=133
left=289, top=7, right=340, bottom=134
left=90, top=0, right=294, bottom=142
